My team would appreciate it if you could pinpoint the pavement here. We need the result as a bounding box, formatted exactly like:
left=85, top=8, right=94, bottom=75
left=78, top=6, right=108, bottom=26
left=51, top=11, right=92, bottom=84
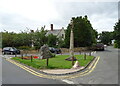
left=39, top=67, right=84, bottom=74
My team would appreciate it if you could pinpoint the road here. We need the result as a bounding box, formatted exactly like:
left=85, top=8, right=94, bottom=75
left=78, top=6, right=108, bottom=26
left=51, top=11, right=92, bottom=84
left=1, top=46, right=119, bottom=85
left=68, top=46, right=119, bottom=84
left=2, top=58, right=66, bottom=84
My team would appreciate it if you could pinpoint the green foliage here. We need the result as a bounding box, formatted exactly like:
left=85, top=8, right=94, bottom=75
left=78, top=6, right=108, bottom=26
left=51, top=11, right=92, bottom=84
left=2, top=26, right=62, bottom=49
left=18, top=46, right=31, bottom=50
left=114, top=41, right=118, bottom=48
left=47, top=34, right=58, bottom=47
left=113, top=19, right=120, bottom=48
left=93, top=29, right=98, bottom=39
left=33, top=27, right=48, bottom=49
left=0, top=32, right=2, bottom=48
left=57, top=38, right=66, bottom=48
left=99, top=31, right=114, bottom=45
left=65, top=15, right=96, bottom=47
left=12, top=55, right=94, bottom=69
left=2, top=31, right=32, bottom=48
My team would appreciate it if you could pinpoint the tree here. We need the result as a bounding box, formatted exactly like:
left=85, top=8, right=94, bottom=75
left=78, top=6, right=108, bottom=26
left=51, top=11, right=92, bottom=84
left=47, top=34, right=58, bottom=47
left=65, top=15, right=96, bottom=48
left=99, top=31, right=113, bottom=45
left=113, top=19, right=120, bottom=48
left=34, top=27, right=48, bottom=49
left=2, top=32, right=15, bottom=47
left=2, top=31, right=32, bottom=48
left=0, top=32, right=2, bottom=48
left=57, top=37, right=65, bottom=48
left=93, top=29, right=98, bottom=39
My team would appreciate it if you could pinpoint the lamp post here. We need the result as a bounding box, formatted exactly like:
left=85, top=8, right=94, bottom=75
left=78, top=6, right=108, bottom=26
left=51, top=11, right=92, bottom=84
left=69, top=19, right=74, bottom=66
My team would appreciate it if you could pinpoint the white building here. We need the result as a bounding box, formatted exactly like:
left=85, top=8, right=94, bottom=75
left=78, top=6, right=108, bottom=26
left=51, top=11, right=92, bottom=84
left=46, top=24, right=65, bottom=40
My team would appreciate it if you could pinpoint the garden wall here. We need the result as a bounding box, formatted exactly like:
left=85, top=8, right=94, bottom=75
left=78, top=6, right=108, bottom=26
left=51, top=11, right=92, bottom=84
left=60, top=47, right=91, bottom=53
left=20, top=47, right=92, bottom=54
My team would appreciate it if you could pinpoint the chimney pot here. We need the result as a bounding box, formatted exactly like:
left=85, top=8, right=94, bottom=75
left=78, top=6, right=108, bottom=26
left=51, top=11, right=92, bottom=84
left=51, top=24, right=53, bottom=31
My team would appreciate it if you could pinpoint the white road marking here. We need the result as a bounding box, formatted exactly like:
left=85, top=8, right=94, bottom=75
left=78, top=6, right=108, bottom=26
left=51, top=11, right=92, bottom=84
left=61, top=79, right=75, bottom=84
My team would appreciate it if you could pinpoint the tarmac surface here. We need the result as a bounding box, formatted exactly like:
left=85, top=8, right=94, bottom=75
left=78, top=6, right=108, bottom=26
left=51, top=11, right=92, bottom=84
left=1, top=46, right=119, bottom=85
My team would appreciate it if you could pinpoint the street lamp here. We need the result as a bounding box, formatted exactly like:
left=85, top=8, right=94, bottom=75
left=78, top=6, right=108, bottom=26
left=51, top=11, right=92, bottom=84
left=69, top=19, right=74, bottom=66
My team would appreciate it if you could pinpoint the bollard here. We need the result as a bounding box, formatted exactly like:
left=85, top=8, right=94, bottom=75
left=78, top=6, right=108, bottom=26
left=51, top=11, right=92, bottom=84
left=21, top=54, right=23, bottom=59
left=31, top=55, right=33, bottom=62
left=84, top=53, right=86, bottom=60
left=46, top=58, right=49, bottom=66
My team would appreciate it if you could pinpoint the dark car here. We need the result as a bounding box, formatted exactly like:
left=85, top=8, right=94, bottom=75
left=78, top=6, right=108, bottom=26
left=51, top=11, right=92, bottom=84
left=93, top=43, right=105, bottom=51
left=2, top=47, right=20, bottom=55
left=49, top=47, right=61, bottom=54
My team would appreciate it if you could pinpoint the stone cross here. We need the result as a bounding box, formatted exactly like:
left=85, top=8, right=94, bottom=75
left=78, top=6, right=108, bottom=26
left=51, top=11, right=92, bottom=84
left=69, top=19, right=74, bottom=65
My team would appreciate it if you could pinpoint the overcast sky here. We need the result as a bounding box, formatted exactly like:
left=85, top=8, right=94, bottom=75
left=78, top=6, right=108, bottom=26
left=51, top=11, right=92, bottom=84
left=0, top=0, right=119, bottom=33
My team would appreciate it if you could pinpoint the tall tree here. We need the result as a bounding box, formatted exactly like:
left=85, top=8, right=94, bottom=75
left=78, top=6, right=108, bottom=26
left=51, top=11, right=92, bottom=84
left=113, top=19, right=120, bottom=48
left=99, top=31, right=113, bottom=45
left=65, top=15, right=96, bottom=48
left=34, top=27, right=48, bottom=48
left=47, top=34, right=58, bottom=47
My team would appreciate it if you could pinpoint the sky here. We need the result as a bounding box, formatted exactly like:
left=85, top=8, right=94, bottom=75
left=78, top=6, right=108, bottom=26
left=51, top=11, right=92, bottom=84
left=0, top=0, right=119, bottom=33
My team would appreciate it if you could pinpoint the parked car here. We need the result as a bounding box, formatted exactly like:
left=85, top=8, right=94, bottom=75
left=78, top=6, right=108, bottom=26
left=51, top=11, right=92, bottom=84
left=2, top=47, right=20, bottom=55
left=93, top=43, right=105, bottom=51
left=49, top=47, right=61, bottom=54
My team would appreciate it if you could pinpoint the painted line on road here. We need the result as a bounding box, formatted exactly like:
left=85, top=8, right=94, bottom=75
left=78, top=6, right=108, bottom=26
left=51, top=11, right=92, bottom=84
left=6, top=57, right=100, bottom=79
left=6, top=56, right=100, bottom=79
left=61, top=79, right=75, bottom=84
left=88, top=56, right=98, bottom=69
left=6, top=59, right=47, bottom=77
left=63, top=56, right=100, bottom=79
left=70, top=56, right=100, bottom=79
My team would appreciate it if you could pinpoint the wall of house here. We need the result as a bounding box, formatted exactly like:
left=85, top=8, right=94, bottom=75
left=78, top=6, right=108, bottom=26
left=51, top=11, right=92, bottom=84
left=57, top=27, right=65, bottom=40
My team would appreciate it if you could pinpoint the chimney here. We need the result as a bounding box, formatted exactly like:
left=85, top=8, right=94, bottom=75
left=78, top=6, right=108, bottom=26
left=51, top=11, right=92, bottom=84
left=51, top=24, right=53, bottom=31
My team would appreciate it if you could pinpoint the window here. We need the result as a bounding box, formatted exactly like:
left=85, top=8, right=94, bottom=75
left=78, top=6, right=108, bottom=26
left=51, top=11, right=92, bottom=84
left=62, top=34, right=64, bottom=38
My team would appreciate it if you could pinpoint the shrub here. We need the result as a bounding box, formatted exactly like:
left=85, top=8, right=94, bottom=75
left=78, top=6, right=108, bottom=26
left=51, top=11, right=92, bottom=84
left=114, top=43, right=118, bottom=48
left=18, top=46, right=31, bottom=50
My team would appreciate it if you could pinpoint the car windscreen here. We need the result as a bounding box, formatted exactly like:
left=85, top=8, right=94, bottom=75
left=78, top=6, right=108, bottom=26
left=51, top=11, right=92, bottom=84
left=12, top=47, right=17, bottom=50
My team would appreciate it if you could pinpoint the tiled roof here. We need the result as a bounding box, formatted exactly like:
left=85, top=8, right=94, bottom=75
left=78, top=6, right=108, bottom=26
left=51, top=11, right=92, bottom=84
left=47, top=29, right=62, bottom=36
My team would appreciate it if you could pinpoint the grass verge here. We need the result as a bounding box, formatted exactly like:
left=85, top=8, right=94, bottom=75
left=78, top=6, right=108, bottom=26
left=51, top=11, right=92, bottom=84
left=11, top=55, right=94, bottom=69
